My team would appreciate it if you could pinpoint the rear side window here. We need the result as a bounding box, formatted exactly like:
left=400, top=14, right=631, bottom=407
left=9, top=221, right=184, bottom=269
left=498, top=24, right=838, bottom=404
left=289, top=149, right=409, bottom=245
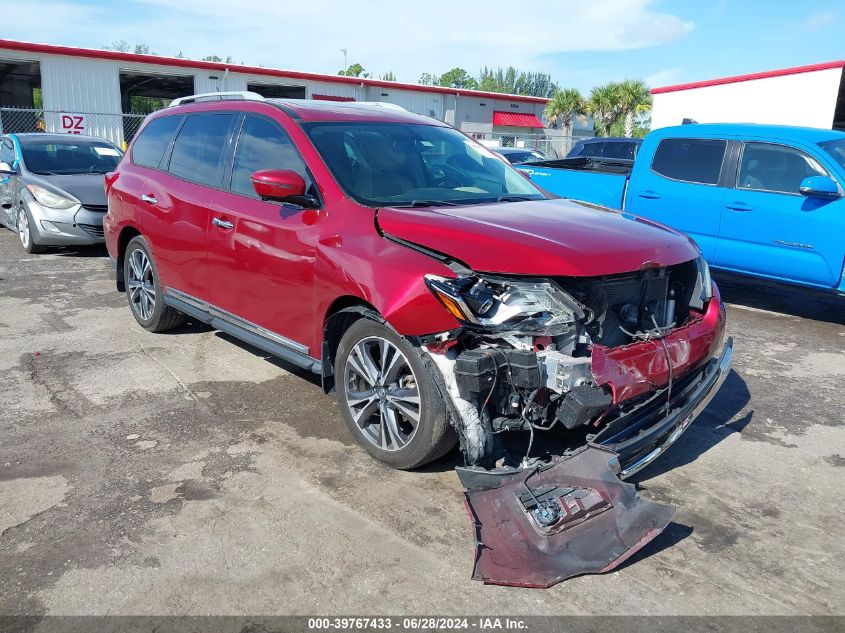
left=168, top=113, right=234, bottom=187
left=131, top=116, right=182, bottom=169
left=579, top=142, right=603, bottom=157
left=651, top=138, right=726, bottom=185
left=738, top=142, right=828, bottom=194
left=229, top=115, right=311, bottom=198
left=601, top=141, right=633, bottom=160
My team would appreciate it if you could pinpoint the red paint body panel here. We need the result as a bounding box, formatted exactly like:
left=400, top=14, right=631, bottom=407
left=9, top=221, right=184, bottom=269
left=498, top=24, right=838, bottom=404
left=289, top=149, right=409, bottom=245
left=591, top=283, right=725, bottom=403
left=377, top=201, right=699, bottom=276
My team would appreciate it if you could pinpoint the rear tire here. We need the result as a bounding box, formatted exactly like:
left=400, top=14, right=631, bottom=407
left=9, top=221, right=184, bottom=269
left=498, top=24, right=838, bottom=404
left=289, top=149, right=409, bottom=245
left=335, top=317, right=456, bottom=469
left=124, top=235, right=185, bottom=332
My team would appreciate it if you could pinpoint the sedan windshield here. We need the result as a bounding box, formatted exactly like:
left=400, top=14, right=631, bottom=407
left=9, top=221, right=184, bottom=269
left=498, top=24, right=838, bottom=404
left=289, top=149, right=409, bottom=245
left=305, top=122, right=546, bottom=207
left=20, top=139, right=122, bottom=175
left=818, top=138, right=845, bottom=172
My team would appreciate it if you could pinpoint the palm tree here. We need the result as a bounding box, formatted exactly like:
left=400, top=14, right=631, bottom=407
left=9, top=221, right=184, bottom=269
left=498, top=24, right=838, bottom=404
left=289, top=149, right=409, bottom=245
left=544, top=88, right=588, bottom=137
left=618, top=79, right=653, bottom=137
left=586, top=82, right=623, bottom=137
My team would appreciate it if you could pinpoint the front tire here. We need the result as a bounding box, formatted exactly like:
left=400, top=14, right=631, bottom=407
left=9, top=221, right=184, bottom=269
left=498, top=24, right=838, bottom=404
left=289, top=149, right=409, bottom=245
left=18, top=207, right=47, bottom=254
left=124, top=235, right=185, bottom=332
left=335, top=318, right=456, bottom=469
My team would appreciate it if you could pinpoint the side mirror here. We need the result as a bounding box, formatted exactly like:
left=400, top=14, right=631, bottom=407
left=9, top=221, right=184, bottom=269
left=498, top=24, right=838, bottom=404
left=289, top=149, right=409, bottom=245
left=251, top=169, right=316, bottom=207
left=799, top=175, right=840, bottom=200
left=0, top=162, right=16, bottom=175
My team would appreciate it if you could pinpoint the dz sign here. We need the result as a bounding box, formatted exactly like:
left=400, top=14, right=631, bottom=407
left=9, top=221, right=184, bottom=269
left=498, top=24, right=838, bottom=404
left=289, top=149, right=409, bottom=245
left=60, top=114, right=87, bottom=135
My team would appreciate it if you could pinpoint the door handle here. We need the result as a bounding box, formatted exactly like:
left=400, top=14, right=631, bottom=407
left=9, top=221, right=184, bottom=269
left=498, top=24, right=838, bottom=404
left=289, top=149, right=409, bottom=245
left=140, top=194, right=157, bottom=205
left=212, top=217, right=234, bottom=230
left=726, top=202, right=752, bottom=212
left=637, top=190, right=661, bottom=199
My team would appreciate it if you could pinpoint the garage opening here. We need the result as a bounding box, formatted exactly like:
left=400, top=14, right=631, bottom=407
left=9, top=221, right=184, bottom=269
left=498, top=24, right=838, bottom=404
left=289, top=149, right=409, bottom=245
left=119, top=70, right=195, bottom=141
left=247, top=82, right=306, bottom=99
left=0, top=59, right=42, bottom=133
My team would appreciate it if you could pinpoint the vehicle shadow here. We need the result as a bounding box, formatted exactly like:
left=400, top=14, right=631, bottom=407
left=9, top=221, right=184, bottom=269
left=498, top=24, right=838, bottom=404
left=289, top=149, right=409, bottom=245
left=715, top=271, right=844, bottom=325
left=629, top=369, right=752, bottom=482
left=51, top=244, right=110, bottom=258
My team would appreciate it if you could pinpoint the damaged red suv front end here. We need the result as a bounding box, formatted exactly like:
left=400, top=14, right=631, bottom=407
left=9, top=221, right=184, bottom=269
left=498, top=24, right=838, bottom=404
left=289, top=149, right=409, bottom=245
left=381, top=202, right=733, bottom=586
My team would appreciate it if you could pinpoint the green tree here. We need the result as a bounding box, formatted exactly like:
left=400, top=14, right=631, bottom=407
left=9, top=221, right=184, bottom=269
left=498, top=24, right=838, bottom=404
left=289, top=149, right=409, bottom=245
left=418, top=72, right=439, bottom=86
left=544, top=88, right=588, bottom=136
left=380, top=71, right=397, bottom=81
left=134, top=44, right=155, bottom=55
left=617, top=79, right=653, bottom=137
left=438, top=68, right=477, bottom=90
left=587, top=82, right=623, bottom=137
left=338, top=63, right=368, bottom=78
left=202, top=55, right=234, bottom=63
left=478, top=67, right=558, bottom=97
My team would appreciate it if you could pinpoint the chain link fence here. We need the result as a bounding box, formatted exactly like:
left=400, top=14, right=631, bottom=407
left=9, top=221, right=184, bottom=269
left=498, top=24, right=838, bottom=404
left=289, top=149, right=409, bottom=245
left=469, top=131, right=593, bottom=159
left=0, top=108, right=147, bottom=148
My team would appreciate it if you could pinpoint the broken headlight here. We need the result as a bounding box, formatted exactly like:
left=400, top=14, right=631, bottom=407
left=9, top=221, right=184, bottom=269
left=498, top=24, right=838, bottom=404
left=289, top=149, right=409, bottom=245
left=691, top=256, right=713, bottom=309
left=425, top=274, right=585, bottom=334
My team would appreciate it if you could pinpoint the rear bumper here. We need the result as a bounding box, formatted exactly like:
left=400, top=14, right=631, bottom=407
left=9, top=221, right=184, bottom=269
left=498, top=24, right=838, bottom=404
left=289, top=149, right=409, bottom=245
left=595, top=336, right=733, bottom=478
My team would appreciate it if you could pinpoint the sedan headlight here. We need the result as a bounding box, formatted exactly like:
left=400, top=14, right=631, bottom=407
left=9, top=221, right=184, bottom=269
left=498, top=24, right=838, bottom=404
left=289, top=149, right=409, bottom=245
left=425, top=273, right=585, bottom=335
left=26, top=184, right=78, bottom=209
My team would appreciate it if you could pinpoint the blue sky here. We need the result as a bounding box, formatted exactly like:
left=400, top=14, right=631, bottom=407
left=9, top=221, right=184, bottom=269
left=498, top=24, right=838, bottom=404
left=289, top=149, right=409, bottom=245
left=3, top=0, right=843, bottom=93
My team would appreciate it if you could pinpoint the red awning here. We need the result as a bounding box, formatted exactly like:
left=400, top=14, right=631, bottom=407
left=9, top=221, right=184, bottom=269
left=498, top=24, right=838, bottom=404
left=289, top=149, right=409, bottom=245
left=492, top=111, right=544, bottom=128
left=312, top=94, right=355, bottom=102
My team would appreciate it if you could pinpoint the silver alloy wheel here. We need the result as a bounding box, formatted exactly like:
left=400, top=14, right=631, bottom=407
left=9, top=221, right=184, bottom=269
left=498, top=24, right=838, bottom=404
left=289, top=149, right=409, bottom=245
left=17, top=209, right=30, bottom=249
left=127, top=248, right=156, bottom=321
left=343, top=336, right=421, bottom=451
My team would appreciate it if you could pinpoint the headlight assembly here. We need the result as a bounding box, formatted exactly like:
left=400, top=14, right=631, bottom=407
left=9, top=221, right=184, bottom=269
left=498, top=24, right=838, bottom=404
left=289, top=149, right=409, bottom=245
left=425, top=273, right=585, bottom=335
left=695, top=256, right=713, bottom=304
left=26, top=184, right=78, bottom=210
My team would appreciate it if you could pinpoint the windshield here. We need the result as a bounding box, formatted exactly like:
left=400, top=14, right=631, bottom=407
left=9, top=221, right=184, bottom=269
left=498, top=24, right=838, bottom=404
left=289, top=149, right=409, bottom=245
left=818, top=138, right=845, bottom=172
left=304, top=122, right=545, bottom=207
left=20, top=140, right=122, bottom=175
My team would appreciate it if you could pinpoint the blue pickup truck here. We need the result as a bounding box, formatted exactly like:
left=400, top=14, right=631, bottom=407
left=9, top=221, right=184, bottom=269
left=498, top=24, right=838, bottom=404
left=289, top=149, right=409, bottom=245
left=522, top=124, right=845, bottom=294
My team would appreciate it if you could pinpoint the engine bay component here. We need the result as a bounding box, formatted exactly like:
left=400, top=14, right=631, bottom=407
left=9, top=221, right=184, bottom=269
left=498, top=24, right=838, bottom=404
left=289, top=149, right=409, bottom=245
left=538, top=350, right=592, bottom=393
left=464, top=446, right=676, bottom=587
left=555, top=384, right=614, bottom=429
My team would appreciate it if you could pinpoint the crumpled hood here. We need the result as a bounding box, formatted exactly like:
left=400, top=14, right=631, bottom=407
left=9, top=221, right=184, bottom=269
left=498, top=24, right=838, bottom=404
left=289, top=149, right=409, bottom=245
left=377, top=198, right=699, bottom=276
left=34, top=174, right=107, bottom=206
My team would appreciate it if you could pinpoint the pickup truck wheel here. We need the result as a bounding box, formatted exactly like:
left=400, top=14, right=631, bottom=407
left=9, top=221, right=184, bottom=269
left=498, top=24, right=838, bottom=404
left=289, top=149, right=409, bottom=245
left=124, top=236, right=185, bottom=332
left=336, top=318, right=456, bottom=469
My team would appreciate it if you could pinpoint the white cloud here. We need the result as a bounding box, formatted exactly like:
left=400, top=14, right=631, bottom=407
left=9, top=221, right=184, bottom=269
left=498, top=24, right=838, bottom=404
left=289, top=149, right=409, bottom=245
left=2, top=0, right=694, bottom=82
left=801, top=10, right=836, bottom=32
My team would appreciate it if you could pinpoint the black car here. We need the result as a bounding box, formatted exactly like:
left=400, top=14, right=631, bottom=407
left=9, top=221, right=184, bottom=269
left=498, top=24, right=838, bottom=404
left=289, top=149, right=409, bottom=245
left=567, top=137, right=642, bottom=160
left=0, top=133, right=123, bottom=253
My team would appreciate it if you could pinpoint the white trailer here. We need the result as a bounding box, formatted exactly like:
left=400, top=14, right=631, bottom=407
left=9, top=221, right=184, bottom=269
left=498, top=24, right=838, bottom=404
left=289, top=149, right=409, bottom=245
left=651, top=61, right=845, bottom=131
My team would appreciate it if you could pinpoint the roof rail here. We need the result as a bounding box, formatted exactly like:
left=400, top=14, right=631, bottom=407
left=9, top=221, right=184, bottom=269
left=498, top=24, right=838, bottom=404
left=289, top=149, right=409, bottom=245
left=273, top=98, right=408, bottom=112
left=169, top=91, right=265, bottom=107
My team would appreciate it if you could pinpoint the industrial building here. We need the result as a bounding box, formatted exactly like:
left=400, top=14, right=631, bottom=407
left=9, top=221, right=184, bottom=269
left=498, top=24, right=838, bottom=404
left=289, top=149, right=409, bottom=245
left=651, top=60, right=845, bottom=130
left=0, top=39, right=553, bottom=148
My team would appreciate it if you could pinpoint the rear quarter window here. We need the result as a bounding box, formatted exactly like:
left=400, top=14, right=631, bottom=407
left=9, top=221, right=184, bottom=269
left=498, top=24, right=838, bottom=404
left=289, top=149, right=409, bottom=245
left=131, top=116, right=182, bottom=169
left=167, top=113, right=235, bottom=187
left=651, top=138, right=726, bottom=185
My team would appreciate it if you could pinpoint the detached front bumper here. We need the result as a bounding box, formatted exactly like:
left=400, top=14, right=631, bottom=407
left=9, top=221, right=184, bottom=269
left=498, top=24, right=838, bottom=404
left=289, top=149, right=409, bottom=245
left=594, top=336, right=734, bottom=478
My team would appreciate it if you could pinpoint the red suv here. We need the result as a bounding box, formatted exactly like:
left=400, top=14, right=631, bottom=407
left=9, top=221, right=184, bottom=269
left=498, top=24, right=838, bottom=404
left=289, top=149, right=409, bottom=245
left=104, top=93, right=732, bottom=479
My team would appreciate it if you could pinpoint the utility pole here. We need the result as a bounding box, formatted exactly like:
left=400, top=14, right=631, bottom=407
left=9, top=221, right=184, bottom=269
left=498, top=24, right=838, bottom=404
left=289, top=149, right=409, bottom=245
left=340, top=48, right=347, bottom=73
